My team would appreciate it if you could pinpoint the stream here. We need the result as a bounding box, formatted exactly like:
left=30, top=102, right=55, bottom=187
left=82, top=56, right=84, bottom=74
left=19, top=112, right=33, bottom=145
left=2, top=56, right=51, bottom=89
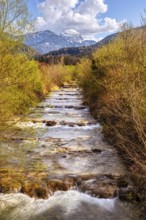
left=0, top=85, right=141, bottom=220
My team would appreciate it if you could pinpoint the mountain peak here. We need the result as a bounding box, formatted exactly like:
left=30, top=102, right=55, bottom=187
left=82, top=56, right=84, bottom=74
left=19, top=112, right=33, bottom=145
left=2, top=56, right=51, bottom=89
left=62, top=29, right=81, bottom=36
left=24, top=29, right=96, bottom=54
left=61, top=29, right=83, bottom=43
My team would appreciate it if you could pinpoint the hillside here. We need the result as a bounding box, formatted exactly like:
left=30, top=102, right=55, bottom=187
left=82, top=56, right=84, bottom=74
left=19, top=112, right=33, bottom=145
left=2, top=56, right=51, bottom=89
left=41, top=26, right=144, bottom=57
left=44, top=33, right=118, bottom=56
left=24, top=30, right=96, bottom=54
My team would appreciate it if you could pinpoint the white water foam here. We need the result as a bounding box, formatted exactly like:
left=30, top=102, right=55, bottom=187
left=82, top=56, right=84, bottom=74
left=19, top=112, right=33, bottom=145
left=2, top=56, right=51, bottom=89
left=0, top=190, right=136, bottom=220
left=16, top=121, right=46, bottom=129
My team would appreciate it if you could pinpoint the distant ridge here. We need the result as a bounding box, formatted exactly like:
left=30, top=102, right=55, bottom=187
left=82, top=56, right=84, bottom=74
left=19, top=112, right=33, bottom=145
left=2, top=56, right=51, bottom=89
left=24, top=30, right=96, bottom=54
left=44, top=33, right=118, bottom=56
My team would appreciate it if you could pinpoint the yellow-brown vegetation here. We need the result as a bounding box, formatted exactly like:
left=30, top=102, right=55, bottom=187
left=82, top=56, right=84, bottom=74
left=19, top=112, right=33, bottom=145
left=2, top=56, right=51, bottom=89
left=77, top=27, right=146, bottom=201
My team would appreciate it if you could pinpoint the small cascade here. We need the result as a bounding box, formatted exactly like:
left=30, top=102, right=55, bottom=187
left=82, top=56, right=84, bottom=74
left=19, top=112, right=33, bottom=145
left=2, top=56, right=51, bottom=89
left=0, top=85, right=141, bottom=219
left=0, top=191, right=140, bottom=220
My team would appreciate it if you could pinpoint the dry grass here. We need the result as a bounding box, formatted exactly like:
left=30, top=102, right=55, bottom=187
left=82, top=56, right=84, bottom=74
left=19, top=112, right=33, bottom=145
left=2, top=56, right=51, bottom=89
left=77, top=27, right=146, bottom=202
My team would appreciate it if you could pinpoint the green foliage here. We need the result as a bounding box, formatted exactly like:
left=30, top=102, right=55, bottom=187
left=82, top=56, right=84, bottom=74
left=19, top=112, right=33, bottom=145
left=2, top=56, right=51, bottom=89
left=0, top=0, right=38, bottom=131
left=0, top=0, right=54, bottom=132
left=0, top=38, right=43, bottom=129
left=0, top=0, right=32, bottom=36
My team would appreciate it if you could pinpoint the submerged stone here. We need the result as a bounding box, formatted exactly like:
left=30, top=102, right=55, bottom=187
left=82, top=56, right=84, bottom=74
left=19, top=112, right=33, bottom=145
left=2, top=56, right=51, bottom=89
left=46, top=121, right=57, bottom=126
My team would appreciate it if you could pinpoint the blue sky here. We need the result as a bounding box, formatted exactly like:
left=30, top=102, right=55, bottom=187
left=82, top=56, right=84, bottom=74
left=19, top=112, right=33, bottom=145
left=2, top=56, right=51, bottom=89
left=103, top=0, right=145, bottom=26
left=28, top=0, right=146, bottom=40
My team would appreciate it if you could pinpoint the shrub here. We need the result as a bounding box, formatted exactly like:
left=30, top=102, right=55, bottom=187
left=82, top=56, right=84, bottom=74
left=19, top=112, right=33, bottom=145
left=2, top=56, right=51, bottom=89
left=77, top=27, right=146, bottom=196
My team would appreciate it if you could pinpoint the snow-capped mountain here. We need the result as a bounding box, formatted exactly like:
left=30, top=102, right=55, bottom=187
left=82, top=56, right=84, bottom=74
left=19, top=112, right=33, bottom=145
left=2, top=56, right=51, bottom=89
left=60, top=29, right=83, bottom=43
left=24, top=30, right=96, bottom=54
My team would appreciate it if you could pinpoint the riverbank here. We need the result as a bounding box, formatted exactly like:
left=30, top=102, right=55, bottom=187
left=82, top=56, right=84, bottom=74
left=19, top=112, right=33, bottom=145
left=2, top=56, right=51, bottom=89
left=76, top=30, right=146, bottom=205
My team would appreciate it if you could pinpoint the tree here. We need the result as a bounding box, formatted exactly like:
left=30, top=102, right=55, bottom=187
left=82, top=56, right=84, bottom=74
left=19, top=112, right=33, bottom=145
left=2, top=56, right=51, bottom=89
left=0, top=0, right=31, bottom=37
left=0, top=0, right=41, bottom=133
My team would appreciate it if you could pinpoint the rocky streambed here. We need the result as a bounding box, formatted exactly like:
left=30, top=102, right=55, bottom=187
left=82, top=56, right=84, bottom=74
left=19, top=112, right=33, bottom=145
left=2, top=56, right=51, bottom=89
left=0, top=85, right=143, bottom=219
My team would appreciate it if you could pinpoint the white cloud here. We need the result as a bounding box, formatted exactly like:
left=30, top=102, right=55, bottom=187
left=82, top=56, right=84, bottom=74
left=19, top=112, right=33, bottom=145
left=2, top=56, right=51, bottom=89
left=100, top=17, right=120, bottom=32
left=35, top=0, right=122, bottom=39
left=77, top=0, right=107, bottom=15
left=36, top=17, right=47, bottom=30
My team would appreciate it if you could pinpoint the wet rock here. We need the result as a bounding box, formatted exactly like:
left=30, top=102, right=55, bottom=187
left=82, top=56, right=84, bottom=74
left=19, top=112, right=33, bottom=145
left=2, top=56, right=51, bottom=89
left=57, top=98, right=69, bottom=100
left=51, top=105, right=86, bottom=110
left=92, top=149, right=102, bottom=154
left=21, top=181, right=48, bottom=199
left=36, top=105, right=45, bottom=108
left=60, top=93, right=79, bottom=96
left=47, top=179, right=74, bottom=193
left=63, top=121, right=98, bottom=127
left=83, top=182, right=117, bottom=198
left=11, top=137, right=26, bottom=141
left=48, top=105, right=63, bottom=108
left=34, top=187, right=48, bottom=199
left=60, top=121, right=86, bottom=127
left=74, top=106, right=86, bottom=110
left=42, top=144, right=47, bottom=148
left=79, top=175, right=118, bottom=198
left=77, top=122, right=86, bottom=126
left=117, top=176, right=129, bottom=188
left=65, top=105, right=76, bottom=109
left=62, top=84, right=77, bottom=89
left=32, top=119, right=46, bottom=123
left=64, top=177, right=75, bottom=187
left=46, top=121, right=57, bottom=126
left=88, top=122, right=98, bottom=125
left=46, top=105, right=86, bottom=110
left=60, top=121, right=75, bottom=127
left=118, top=186, right=144, bottom=202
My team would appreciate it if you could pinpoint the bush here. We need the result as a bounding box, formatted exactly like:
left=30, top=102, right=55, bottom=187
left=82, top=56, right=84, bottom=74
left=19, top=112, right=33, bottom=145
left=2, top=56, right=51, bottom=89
left=0, top=37, right=43, bottom=130
left=77, top=27, right=146, bottom=196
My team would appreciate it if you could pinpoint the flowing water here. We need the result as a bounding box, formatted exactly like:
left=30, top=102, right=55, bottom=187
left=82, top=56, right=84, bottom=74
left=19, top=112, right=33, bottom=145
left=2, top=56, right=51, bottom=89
left=0, top=85, right=141, bottom=220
